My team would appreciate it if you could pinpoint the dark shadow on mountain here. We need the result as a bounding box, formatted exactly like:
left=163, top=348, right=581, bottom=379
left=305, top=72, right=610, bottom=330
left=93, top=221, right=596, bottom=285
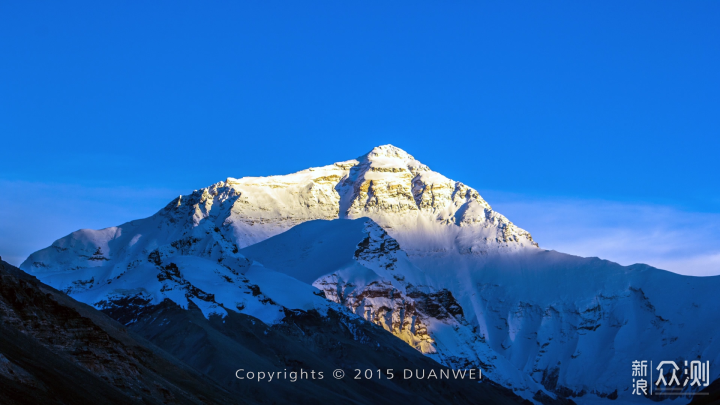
left=0, top=259, right=532, bottom=404
left=0, top=259, right=238, bottom=405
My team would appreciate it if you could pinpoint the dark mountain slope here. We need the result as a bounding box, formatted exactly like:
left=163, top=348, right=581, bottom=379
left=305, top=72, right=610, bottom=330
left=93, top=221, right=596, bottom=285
left=126, top=299, right=532, bottom=405
left=1, top=258, right=531, bottom=404
left=689, top=378, right=720, bottom=404
left=0, top=259, right=238, bottom=405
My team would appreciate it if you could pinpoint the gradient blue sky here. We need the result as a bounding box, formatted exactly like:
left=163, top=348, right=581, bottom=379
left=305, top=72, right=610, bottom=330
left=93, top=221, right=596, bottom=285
left=1, top=2, right=718, bottom=274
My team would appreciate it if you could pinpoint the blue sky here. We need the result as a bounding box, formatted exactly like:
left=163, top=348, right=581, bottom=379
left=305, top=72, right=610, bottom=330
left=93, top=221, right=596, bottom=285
left=1, top=2, right=718, bottom=274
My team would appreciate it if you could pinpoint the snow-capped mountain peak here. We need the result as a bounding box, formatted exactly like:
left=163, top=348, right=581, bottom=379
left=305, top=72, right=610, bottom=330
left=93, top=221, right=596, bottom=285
left=145, top=144, right=537, bottom=256
left=21, top=145, right=719, bottom=404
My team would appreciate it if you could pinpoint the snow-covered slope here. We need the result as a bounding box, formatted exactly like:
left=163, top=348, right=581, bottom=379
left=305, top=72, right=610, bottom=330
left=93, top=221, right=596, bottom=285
left=239, top=218, right=720, bottom=403
left=240, top=218, right=543, bottom=395
left=21, top=145, right=720, bottom=404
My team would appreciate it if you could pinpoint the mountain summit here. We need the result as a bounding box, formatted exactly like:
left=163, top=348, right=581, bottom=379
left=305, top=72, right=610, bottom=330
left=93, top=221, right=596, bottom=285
left=21, top=145, right=720, bottom=404
left=225, top=143, right=534, bottom=253
left=23, top=144, right=536, bottom=279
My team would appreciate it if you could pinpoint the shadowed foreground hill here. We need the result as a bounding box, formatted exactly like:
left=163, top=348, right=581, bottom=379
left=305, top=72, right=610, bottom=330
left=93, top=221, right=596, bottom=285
left=0, top=259, right=239, bottom=405
left=0, top=259, right=530, bottom=404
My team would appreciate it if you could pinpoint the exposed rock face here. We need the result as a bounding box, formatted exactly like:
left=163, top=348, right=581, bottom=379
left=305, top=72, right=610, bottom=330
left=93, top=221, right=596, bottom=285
left=312, top=221, right=469, bottom=358
left=336, top=145, right=538, bottom=255
left=239, top=218, right=542, bottom=398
